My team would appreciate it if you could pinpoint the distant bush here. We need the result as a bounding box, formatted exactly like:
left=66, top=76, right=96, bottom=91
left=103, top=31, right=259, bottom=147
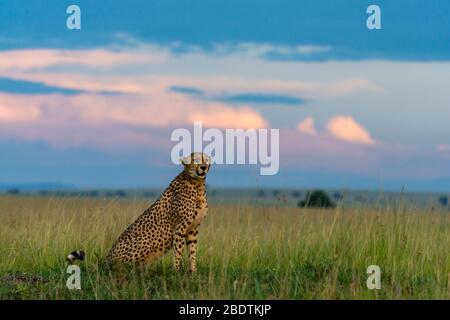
left=291, top=191, right=302, bottom=198
left=439, top=196, right=448, bottom=207
left=87, top=191, right=99, bottom=197
left=7, top=189, right=20, bottom=195
left=298, top=190, right=335, bottom=208
left=115, top=190, right=127, bottom=198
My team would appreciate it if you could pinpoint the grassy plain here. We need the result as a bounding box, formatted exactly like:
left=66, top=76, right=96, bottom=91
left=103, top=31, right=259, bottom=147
left=1, top=195, right=450, bottom=299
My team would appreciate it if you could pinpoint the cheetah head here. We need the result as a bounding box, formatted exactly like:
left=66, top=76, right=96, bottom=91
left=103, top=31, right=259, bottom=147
left=181, top=152, right=212, bottom=179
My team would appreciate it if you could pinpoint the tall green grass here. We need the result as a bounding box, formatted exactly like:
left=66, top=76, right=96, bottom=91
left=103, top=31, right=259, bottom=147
left=1, top=195, right=450, bottom=299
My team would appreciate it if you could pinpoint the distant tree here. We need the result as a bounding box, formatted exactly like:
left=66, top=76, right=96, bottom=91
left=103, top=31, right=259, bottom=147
left=257, top=190, right=265, bottom=198
left=273, top=190, right=280, bottom=197
left=7, top=188, right=20, bottom=195
left=298, top=190, right=335, bottom=208
left=439, top=196, right=448, bottom=207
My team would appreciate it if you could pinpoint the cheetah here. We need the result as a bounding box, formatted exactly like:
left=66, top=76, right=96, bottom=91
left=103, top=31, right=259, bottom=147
left=103, top=152, right=212, bottom=272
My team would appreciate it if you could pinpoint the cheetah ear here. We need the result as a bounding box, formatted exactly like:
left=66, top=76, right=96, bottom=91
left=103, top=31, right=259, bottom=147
left=180, top=156, right=190, bottom=165
left=203, top=154, right=212, bottom=165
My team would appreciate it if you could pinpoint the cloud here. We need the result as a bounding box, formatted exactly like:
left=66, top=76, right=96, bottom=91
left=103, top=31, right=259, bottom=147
left=0, top=44, right=381, bottom=100
left=325, top=78, right=383, bottom=96
left=169, top=84, right=309, bottom=106
left=294, top=45, right=331, bottom=55
left=214, top=43, right=332, bottom=60
left=0, top=77, right=92, bottom=95
left=437, top=144, right=450, bottom=152
left=171, top=78, right=381, bottom=100
left=279, top=127, right=450, bottom=183
left=218, top=93, right=307, bottom=105
left=188, top=106, right=268, bottom=129
left=296, top=115, right=376, bottom=145
left=0, top=43, right=384, bottom=145
left=0, top=90, right=269, bottom=148
left=0, top=98, right=41, bottom=122
left=296, top=117, right=317, bottom=135
left=169, top=85, right=204, bottom=96
left=326, top=116, right=376, bottom=145
left=280, top=128, right=378, bottom=174
left=0, top=43, right=329, bottom=74
left=0, top=48, right=168, bottom=71
left=1, top=71, right=380, bottom=100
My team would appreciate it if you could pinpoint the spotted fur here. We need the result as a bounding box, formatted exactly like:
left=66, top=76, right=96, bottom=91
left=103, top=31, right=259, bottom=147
left=105, top=152, right=211, bottom=272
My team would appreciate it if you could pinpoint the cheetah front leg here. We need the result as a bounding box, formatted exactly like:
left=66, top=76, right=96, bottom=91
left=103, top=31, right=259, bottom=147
left=173, top=226, right=185, bottom=270
left=186, top=229, right=199, bottom=272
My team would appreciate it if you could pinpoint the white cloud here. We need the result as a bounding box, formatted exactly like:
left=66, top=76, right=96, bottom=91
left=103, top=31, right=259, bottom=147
left=226, top=42, right=331, bottom=58
left=326, top=116, right=376, bottom=145
left=293, top=45, right=331, bottom=55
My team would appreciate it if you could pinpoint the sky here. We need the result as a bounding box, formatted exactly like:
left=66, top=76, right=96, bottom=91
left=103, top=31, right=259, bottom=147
left=1, top=0, right=450, bottom=192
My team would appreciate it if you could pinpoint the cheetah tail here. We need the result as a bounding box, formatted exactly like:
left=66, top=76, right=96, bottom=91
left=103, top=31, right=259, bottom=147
left=66, top=250, right=85, bottom=264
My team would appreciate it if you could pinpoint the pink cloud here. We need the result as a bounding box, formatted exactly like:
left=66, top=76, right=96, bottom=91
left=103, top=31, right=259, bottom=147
left=296, top=117, right=317, bottom=135
left=0, top=46, right=382, bottom=100
left=188, top=106, right=268, bottom=129
left=0, top=91, right=269, bottom=148
left=0, top=71, right=380, bottom=101
left=0, top=96, right=41, bottom=122
left=280, top=129, right=450, bottom=179
left=0, top=48, right=168, bottom=71
left=326, top=116, right=376, bottom=145
left=437, top=144, right=450, bottom=152
left=325, top=78, right=384, bottom=96
left=280, top=128, right=379, bottom=174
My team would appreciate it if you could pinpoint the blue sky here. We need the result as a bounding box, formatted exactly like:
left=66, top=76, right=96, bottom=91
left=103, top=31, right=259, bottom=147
left=1, top=0, right=449, bottom=60
left=1, top=1, right=450, bottom=191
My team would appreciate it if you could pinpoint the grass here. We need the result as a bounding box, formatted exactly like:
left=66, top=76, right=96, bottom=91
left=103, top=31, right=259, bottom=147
left=1, top=195, right=450, bottom=299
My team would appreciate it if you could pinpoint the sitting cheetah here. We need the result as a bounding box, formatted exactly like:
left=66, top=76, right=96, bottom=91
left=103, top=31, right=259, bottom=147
left=105, top=152, right=211, bottom=272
